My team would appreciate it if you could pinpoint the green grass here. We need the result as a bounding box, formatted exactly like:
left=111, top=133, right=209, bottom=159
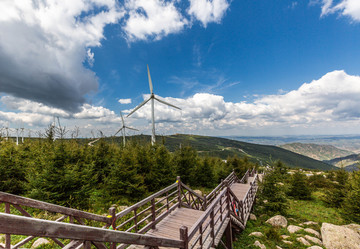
left=233, top=191, right=344, bottom=249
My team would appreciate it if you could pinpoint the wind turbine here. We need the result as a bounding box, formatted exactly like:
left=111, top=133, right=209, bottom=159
left=114, top=111, right=138, bottom=147
left=127, top=65, right=181, bottom=145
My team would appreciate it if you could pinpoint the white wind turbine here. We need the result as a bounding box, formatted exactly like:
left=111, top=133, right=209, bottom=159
left=127, top=65, right=181, bottom=145
left=114, top=111, right=138, bottom=147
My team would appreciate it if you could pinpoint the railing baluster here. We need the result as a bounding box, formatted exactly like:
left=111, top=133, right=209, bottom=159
left=5, top=203, right=10, bottom=249
left=199, top=224, right=203, bottom=249
left=151, top=198, right=156, bottom=229
left=134, top=208, right=138, bottom=232
left=210, top=209, right=215, bottom=247
left=166, top=192, right=169, bottom=211
left=177, top=176, right=182, bottom=208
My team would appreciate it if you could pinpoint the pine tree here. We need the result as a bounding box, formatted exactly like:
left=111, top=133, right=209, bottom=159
left=288, top=171, right=311, bottom=200
left=173, top=146, right=198, bottom=185
left=342, top=169, right=360, bottom=223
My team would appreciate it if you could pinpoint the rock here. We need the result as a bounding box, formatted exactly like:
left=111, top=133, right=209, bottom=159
left=277, top=182, right=284, bottom=186
left=288, top=217, right=297, bottom=222
left=287, top=225, right=303, bottom=233
left=194, top=190, right=203, bottom=196
left=276, top=246, right=282, bottom=249
left=308, top=246, right=323, bottom=249
left=301, top=221, right=318, bottom=226
left=254, top=240, right=266, bottom=249
left=282, top=240, right=292, bottom=244
left=250, top=213, right=257, bottom=220
left=304, top=228, right=321, bottom=238
left=32, top=238, right=50, bottom=248
left=304, top=235, right=322, bottom=245
left=343, top=224, right=360, bottom=235
left=280, top=235, right=290, bottom=239
left=321, top=222, right=360, bottom=249
left=249, top=232, right=264, bottom=237
left=296, top=237, right=311, bottom=246
left=263, top=200, right=268, bottom=203
left=266, top=215, right=287, bottom=228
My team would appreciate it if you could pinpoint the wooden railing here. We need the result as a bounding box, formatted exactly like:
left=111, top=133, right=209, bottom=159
left=0, top=213, right=184, bottom=249
left=0, top=169, right=259, bottom=249
left=0, top=191, right=113, bottom=249
left=187, top=188, right=230, bottom=249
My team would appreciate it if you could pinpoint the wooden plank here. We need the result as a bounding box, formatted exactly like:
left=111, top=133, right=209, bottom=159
left=0, top=192, right=109, bottom=224
left=0, top=213, right=183, bottom=248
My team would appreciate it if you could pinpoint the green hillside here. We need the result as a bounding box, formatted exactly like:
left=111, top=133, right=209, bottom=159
left=325, top=154, right=360, bottom=171
left=109, top=134, right=336, bottom=170
left=280, top=143, right=354, bottom=161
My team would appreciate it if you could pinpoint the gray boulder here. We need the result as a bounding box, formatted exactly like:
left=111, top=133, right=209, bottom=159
left=304, top=228, right=321, bottom=238
left=254, top=240, right=266, bottom=249
left=32, top=238, right=50, bottom=248
left=304, top=235, right=322, bottom=245
left=249, top=232, right=264, bottom=237
left=296, top=237, right=310, bottom=246
left=287, top=225, right=302, bottom=233
left=321, top=222, right=360, bottom=249
left=266, top=215, right=287, bottom=228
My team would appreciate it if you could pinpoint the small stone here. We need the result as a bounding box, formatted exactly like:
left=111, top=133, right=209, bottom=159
left=276, top=246, right=282, bottom=249
left=296, top=237, right=311, bottom=246
left=287, top=225, right=303, bottom=233
left=263, top=200, right=268, bottom=203
left=32, top=238, right=50, bottom=248
left=249, top=232, right=264, bottom=237
left=304, top=235, right=322, bottom=245
left=194, top=190, right=203, bottom=196
left=301, top=221, right=318, bottom=226
left=282, top=240, right=292, bottom=244
left=254, top=240, right=266, bottom=249
left=304, top=228, right=321, bottom=238
left=307, top=246, right=323, bottom=249
left=288, top=218, right=297, bottom=222
left=277, top=182, right=284, bottom=186
left=266, top=215, right=288, bottom=228
left=280, top=235, right=290, bottom=239
left=250, top=213, right=257, bottom=220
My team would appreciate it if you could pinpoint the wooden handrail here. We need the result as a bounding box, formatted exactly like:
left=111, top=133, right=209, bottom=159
left=0, top=213, right=184, bottom=248
left=116, top=182, right=177, bottom=219
left=0, top=191, right=109, bottom=224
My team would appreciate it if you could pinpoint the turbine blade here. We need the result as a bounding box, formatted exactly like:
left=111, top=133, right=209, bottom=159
left=147, top=64, right=153, bottom=94
left=120, top=111, right=125, bottom=125
left=114, top=127, right=124, bottom=136
left=125, top=126, right=139, bottom=131
left=154, top=97, right=181, bottom=110
left=127, top=97, right=151, bottom=117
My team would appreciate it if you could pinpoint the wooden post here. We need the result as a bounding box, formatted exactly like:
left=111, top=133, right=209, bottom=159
left=225, top=221, right=233, bottom=249
left=151, top=198, right=156, bottom=229
left=210, top=210, right=215, bottom=247
left=5, top=203, right=11, bottom=249
left=84, top=241, right=91, bottom=249
left=109, top=206, right=116, bottom=249
left=177, top=176, right=182, bottom=208
left=240, top=200, right=244, bottom=222
left=180, top=226, right=188, bottom=249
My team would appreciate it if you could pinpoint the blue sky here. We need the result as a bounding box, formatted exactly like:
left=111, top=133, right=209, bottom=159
left=0, top=0, right=360, bottom=138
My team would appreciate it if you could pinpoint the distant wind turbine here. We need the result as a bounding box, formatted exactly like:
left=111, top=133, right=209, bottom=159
left=127, top=65, right=181, bottom=145
left=114, top=111, right=138, bottom=147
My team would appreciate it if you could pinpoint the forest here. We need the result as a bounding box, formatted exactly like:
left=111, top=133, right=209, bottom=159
left=0, top=129, right=257, bottom=212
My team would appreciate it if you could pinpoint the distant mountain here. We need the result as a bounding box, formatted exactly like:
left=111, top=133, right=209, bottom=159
left=325, top=154, right=360, bottom=171
left=112, top=134, right=336, bottom=171
left=279, top=143, right=354, bottom=161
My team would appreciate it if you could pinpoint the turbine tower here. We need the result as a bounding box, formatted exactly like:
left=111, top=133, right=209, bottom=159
left=127, top=65, right=181, bottom=145
left=114, top=111, right=138, bottom=147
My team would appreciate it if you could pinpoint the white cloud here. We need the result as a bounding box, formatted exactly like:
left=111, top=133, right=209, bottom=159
left=126, top=70, right=360, bottom=134
left=118, top=98, right=132, bottom=104
left=122, top=0, right=188, bottom=41
left=0, top=0, right=124, bottom=112
left=87, top=48, right=95, bottom=67
left=188, top=0, right=230, bottom=27
left=320, top=0, right=360, bottom=22
left=73, top=104, right=116, bottom=119
left=1, top=95, right=69, bottom=117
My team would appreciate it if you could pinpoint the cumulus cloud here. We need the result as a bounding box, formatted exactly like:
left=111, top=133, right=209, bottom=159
left=118, top=98, right=132, bottom=104
left=73, top=104, right=116, bottom=119
left=126, top=70, right=360, bottom=134
left=320, top=0, right=360, bottom=22
left=0, top=0, right=124, bottom=112
left=187, top=0, right=230, bottom=27
left=122, top=0, right=188, bottom=41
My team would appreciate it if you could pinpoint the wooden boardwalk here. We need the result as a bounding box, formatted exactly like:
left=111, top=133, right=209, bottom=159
left=0, top=169, right=260, bottom=249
